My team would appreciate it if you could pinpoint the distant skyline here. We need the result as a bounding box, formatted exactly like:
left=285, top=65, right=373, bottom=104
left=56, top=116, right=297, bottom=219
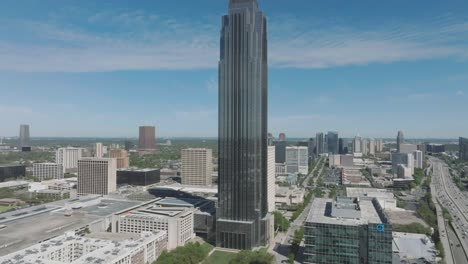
left=1, top=0, right=468, bottom=138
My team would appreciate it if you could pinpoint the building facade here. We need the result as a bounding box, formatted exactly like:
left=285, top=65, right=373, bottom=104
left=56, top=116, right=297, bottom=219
left=327, top=131, right=339, bottom=155
left=117, top=168, right=160, bottom=186
left=216, top=0, right=272, bottom=250
left=397, top=131, right=405, bottom=153
left=460, top=137, right=468, bottom=161
left=56, top=147, right=83, bottom=173
left=33, top=163, right=63, bottom=181
left=413, top=150, right=423, bottom=169
left=139, top=126, right=156, bottom=150
left=0, top=164, right=26, bottom=182
left=181, top=148, right=213, bottom=186
left=274, top=140, right=286, bottom=163
left=109, top=149, right=130, bottom=169
left=316, top=132, right=325, bottom=154
left=267, top=146, right=276, bottom=212
left=286, top=146, right=309, bottom=175
left=18, top=124, right=30, bottom=148
left=78, top=158, right=117, bottom=196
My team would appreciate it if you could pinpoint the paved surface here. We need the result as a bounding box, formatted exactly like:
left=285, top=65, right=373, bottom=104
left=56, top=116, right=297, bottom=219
left=447, top=223, right=468, bottom=264
left=430, top=157, right=468, bottom=263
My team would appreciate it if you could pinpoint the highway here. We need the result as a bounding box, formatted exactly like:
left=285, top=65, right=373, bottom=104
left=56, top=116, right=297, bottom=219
left=429, top=157, right=468, bottom=263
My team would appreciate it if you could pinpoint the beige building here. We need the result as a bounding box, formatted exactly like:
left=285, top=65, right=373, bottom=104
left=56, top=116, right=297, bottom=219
left=95, top=142, right=104, bottom=158
left=56, top=147, right=83, bottom=173
left=109, top=149, right=130, bottom=169
left=33, top=163, right=63, bottom=181
left=78, top=158, right=117, bottom=196
left=267, top=146, right=276, bottom=212
left=181, top=148, right=213, bottom=186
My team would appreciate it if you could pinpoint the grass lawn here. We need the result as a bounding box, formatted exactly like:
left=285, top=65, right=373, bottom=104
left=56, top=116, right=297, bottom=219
left=203, top=250, right=237, bottom=264
left=0, top=205, right=16, bottom=213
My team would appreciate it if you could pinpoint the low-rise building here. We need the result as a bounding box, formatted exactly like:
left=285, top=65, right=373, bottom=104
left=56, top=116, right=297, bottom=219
left=275, top=163, right=287, bottom=177
left=275, top=186, right=305, bottom=208
left=346, top=187, right=397, bottom=211
left=33, top=162, right=64, bottom=181
left=393, top=232, right=436, bottom=263
left=397, top=164, right=412, bottom=178
left=0, top=164, right=26, bottom=182
left=117, top=168, right=160, bottom=186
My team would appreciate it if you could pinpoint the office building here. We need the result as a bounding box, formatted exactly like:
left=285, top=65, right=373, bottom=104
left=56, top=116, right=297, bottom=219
left=338, top=138, right=345, bottom=154
left=304, top=197, right=393, bottom=264
left=274, top=140, right=286, bottom=163
left=286, top=146, right=309, bottom=175
left=426, top=143, right=445, bottom=153
left=353, top=136, right=362, bottom=153
left=78, top=158, right=117, bottom=196
left=414, top=150, right=423, bottom=169
left=139, top=126, right=156, bottom=150
left=376, top=139, right=384, bottom=152
left=94, top=142, right=103, bottom=158
left=275, top=163, right=287, bottom=177
left=216, top=0, right=272, bottom=250
left=369, top=139, right=375, bottom=155
left=33, top=163, right=63, bottom=181
left=56, top=147, right=83, bottom=173
left=362, top=139, right=369, bottom=155
left=397, top=131, right=404, bottom=152
left=0, top=231, right=167, bottom=264
left=399, top=143, right=417, bottom=154
left=327, top=131, right=339, bottom=155
left=109, top=149, right=130, bottom=169
left=18, top=124, right=30, bottom=149
left=279, top=133, right=286, bottom=141
left=117, top=168, right=160, bottom=186
left=112, top=200, right=195, bottom=250
left=329, top=155, right=341, bottom=167
left=397, top=164, right=412, bottom=178
left=316, top=132, right=325, bottom=154
left=308, top=138, right=316, bottom=158
left=268, top=146, right=276, bottom=212
left=0, top=164, right=26, bottom=182
left=181, top=148, right=213, bottom=186
left=267, top=133, right=274, bottom=146
left=460, top=137, right=468, bottom=161
left=392, top=153, right=414, bottom=175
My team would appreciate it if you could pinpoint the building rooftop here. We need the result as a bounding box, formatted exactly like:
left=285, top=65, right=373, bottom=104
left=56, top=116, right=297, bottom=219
left=392, top=232, right=436, bottom=262
left=118, top=168, right=159, bottom=172
left=346, top=187, right=394, bottom=200
left=0, top=164, right=24, bottom=168
left=0, top=180, right=29, bottom=188
left=307, top=198, right=384, bottom=226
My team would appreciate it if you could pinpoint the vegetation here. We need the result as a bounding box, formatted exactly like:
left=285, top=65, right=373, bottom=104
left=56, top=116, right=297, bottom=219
left=396, top=200, right=407, bottom=209
left=155, top=242, right=213, bottom=264
left=410, top=168, right=425, bottom=188
left=203, top=251, right=237, bottom=264
left=273, top=211, right=290, bottom=232
left=0, top=151, right=54, bottom=165
left=313, top=188, right=324, bottom=198
left=229, top=249, right=274, bottom=264
left=417, top=193, right=437, bottom=228
left=393, top=223, right=431, bottom=236
left=291, top=191, right=312, bottom=222
left=442, top=207, right=452, bottom=222
left=290, top=227, right=304, bottom=262
left=328, top=184, right=338, bottom=198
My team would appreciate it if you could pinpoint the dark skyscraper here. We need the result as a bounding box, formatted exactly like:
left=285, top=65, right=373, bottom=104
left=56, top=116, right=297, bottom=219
left=217, top=0, right=271, bottom=250
left=397, top=130, right=404, bottom=153
left=460, top=137, right=468, bottom=161
left=138, top=126, right=156, bottom=150
left=327, top=131, right=339, bottom=155
left=316, top=132, right=324, bottom=154
left=275, top=140, right=286, bottom=163
left=18, top=124, right=30, bottom=148
left=338, top=138, right=344, bottom=154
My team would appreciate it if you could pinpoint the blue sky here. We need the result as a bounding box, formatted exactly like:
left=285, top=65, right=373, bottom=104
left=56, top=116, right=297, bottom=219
left=0, top=0, right=467, bottom=138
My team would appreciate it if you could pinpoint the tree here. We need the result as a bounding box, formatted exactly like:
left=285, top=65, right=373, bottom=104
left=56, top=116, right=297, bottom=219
left=229, top=249, right=274, bottom=264
left=155, top=242, right=212, bottom=264
left=273, top=211, right=290, bottom=232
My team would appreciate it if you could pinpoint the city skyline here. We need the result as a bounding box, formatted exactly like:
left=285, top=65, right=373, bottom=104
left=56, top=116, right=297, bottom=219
left=1, top=0, right=468, bottom=138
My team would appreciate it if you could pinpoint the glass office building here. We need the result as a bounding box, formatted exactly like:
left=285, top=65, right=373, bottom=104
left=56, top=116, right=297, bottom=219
left=304, top=198, right=393, bottom=264
left=460, top=137, right=468, bottom=161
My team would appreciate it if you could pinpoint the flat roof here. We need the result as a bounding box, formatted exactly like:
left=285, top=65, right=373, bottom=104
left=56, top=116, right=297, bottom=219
left=346, top=187, right=395, bottom=200
left=118, top=168, right=159, bottom=172
left=307, top=198, right=383, bottom=226
left=393, top=232, right=436, bottom=262
left=0, top=180, right=29, bottom=188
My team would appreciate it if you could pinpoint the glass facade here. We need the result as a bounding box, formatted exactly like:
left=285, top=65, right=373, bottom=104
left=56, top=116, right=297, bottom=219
left=216, top=0, right=270, bottom=249
left=460, top=137, right=468, bottom=161
left=327, top=131, right=339, bottom=155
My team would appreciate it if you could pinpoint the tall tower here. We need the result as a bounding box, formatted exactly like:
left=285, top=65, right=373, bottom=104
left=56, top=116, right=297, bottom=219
left=397, top=130, right=405, bottom=153
left=327, top=131, right=339, bottom=155
left=217, top=0, right=271, bottom=249
left=138, top=126, right=156, bottom=150
left=316, top=132, right=324, bottom=154
left=18, top=124, right=30, bottom=148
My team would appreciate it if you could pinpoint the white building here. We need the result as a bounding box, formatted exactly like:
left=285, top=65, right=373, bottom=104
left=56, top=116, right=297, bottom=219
left=376, top=139, right=384, bottom=152
left=369, top=139, right=375, bottom=155
left=112, top=202, right=195, bottom=250
left=267, top=146, right=276, bottom=212
left=0, top=231, right=167, bottom=264
left=413, top=150, right=423, bottom=169
left=399, top=144, right=417, bottom=154
left=353, top=136, right=362, bottom=153
left=329, top=155, right=341, bottom=167
left=397, top=164, right=412, bottom=178
left=78, top=158, right=117, bottom=196
left=285, top=146, right=308, bottom=175
left=181, top=148, right=213, bottom=186
left=362, top=139, right=369, bottom=155
left=392, top=153, right=414, bottom=175
left=56, top=147, right=83, bottom=173
left=95, top=142, right=104, bottom=158
left=33, top=163, right=63, bottom=181
left=275, top=163, right=287, bottom=177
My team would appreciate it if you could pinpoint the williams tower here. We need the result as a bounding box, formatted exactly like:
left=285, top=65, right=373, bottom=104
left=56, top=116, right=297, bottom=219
left=216, top=0, right=272, bottom=250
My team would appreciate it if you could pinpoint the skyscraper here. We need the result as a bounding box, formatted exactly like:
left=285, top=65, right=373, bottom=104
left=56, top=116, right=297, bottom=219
left=338, top=138, right=344, bottom=154
left=397, top=130, right=405, bottom=152
left=18, top=124, right=30, bottom=149
left=78, top=158, right=117, bottom=196
left=109, top=149, right=130, bottom=169
left=316, top=132, right=324, bottom=154
left=139, top=126, right=156, bottom=150
left=95, top=142, right=103, bottom=158
left=369, top=139, right=375, bottom=155
left=459, top=137, right=468, bottom=162
left=279, top=133, right=286, bottom=141
left=353, top=136, right=362, bottom=153
left=327, top=131, right=339, bottom=155
left=217, top=0, right=271, bottom=250
left=274, top=140, right=286, bottom=163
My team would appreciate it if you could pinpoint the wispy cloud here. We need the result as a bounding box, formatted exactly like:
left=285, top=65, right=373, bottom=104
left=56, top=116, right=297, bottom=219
left=1, top=9, right=468, bottom=72
left=456, top=90, right=465, bottom=96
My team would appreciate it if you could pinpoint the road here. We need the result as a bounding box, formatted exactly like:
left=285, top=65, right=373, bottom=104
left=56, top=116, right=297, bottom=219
left=429, top=157, right=468, bottom=263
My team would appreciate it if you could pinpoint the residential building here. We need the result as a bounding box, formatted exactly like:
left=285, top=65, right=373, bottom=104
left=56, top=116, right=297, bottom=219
left=304, top=197, right=393, bottom=264
left=327, top=131, right=339, bottom=155
left=33, top=163, right=63, bottom=181
left=414, top=150, right=423, bottom=169
left=0, top=164, right=26, bottom=182
left=397, top=131, right=405, bottom=152
left=18, top=124, right=30, bottom=149
left=286, top=146, right=309, bottom=174
left=139, top=126, right=156, bottom=150
left=78, top=158, right=117, bottom=196
left=181, top=148, right=213, bottom=186
left=117, top=168, right=160, bottom=186
left=0, top=231, right=168, bottom=264
left=399, top=143, right=417, bottom=154
left=376, top=139, right=384, bottom=152
left=95, top=142, right=103, bottom=158
left=268, top=146, right=276, bottom=212
left=216, top=0, right=272, bottom=250
left=460, top=137, right=468, bottom=161
left=316, top=132, right=325, bottom=154
left=56, top=147, right=83, bottom=173
left=109, top=149, right=130, bottom=169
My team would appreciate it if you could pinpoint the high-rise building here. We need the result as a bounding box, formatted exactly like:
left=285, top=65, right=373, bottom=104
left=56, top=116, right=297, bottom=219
left=376, top=139, right=384, bottom=152
left=397, top=131, right=405, bottom=152
left=316, top=132, right=324, bottom=154
left=181, top=148, right=213, bottom=186
left=139, top=126, right=156, bottom=150
left=414, top=150, right=423, bottom=169
left=459, top=137, right=468, bottom=162
left=286, top=146, right=309, bottom=175
left=274, top=140, right=286, bottom=163
left=353, top=136, right=362, bottom=153
left=18, top=124, right=30, bottom=149
left=369, top=139, right=375, bottom=155
left=267, top=146, right=276, bottom=212
left=33, top=163, right=63, bottom=181
left=327, top=131, right=339, bottom=155
left=392, top=153, right=414, bottom=175
left=95, top=142, right=103, bottom=158
left=55, top=147, right=83, bottom=173
left=362, top=139, right=369, bottom=155
left=308, top=138, right=316, bottom=158
left=279, top=133, right=286, bottom=141
left=109, top=149, right=130, bottom=169
left=267, top=133, right=274, bottom=146
left=77, top=158, right=117, bottom=196
left=338, top=138, right=345, bottom=154
left=217, top=0, right=272, bottom=250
